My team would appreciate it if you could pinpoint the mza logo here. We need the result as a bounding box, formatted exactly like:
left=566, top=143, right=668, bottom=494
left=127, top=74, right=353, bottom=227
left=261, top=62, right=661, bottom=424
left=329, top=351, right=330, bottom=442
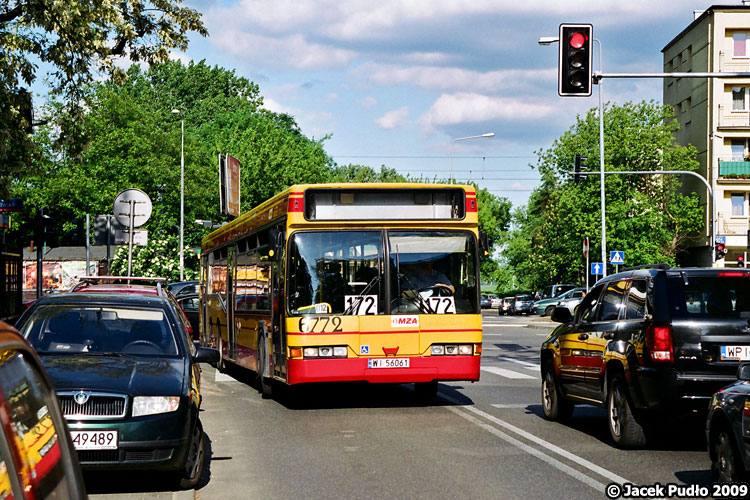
left=391, top=315, right=419, bottom=328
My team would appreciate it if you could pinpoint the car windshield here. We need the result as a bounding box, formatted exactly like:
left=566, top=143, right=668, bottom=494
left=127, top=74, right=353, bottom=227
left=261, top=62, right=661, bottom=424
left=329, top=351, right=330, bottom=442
left=517, top=296, right=532, bottom=301
left=19, top=304, right=179, bottom=356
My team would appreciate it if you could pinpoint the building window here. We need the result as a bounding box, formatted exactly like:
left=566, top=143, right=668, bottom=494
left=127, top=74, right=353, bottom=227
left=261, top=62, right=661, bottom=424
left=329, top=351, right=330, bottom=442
left=732, top=193, right=745, bottom=217
left=732, top=140, right=746, bottom=161
left=733, top=87, right=747, bottom=110
left=735, top=32, right=749, bottom=57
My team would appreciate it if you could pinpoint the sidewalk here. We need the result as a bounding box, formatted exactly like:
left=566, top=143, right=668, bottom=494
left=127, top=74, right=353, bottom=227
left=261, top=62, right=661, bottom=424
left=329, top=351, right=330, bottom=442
left=524, top=316, right=556, bottom=330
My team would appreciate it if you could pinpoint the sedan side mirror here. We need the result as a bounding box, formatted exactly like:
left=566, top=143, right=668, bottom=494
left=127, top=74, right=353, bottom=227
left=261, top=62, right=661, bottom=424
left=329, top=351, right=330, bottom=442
left=551, top=305, right=572, bottom=324
left=738, top=362, right=750, bottom=381
left=193, top=346, right=221, bottom=365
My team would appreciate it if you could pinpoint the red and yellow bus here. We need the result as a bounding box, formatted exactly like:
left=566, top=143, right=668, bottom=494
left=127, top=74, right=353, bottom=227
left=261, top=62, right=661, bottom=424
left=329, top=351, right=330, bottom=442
left=200, top=183, right=483, bottom=397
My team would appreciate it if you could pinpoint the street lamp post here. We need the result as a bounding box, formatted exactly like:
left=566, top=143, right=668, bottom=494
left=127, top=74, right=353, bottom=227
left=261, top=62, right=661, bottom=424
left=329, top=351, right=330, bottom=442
left=450, top=132, right=495, bottom=182
left=171, top=109, right=185, bottom=281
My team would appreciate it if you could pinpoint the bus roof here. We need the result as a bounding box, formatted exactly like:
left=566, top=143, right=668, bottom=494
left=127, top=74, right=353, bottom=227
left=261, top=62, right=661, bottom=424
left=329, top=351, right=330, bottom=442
left=202, top=183, right=477, bottom=252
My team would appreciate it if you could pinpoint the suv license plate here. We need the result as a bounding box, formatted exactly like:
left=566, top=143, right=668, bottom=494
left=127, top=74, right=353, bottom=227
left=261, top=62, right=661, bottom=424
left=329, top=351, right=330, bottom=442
left=721, top=345, right=750, bottom=361
left=368, top=358, right=409, bottom=369
left=70, top=430, right=118, bottom=450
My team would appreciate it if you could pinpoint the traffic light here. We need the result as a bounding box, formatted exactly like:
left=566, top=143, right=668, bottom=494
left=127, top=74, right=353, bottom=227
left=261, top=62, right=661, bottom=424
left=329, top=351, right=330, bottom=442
left=574, top=153, right=587, bottom=184
left=738, top=255, right=745, bottom=268
left=32, top=210, right=58, bottom=249
left=715, top=242, right=727, bottom=261
left=558, top=24, right=593, bottom=97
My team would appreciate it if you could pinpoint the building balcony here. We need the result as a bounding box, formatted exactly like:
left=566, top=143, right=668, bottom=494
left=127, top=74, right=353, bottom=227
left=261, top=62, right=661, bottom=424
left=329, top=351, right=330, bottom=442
left=718, top=106, right=750, bottom=128
left=717, top=211, right=749, bottom=236
left=719, top=159, right=750, bottom=177
left=719, top=52, right=750, bottom=73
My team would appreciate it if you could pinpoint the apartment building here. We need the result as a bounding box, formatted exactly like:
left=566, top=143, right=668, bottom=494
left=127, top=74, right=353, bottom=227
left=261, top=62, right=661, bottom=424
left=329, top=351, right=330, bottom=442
left=663, top=3, right=750, bottom=267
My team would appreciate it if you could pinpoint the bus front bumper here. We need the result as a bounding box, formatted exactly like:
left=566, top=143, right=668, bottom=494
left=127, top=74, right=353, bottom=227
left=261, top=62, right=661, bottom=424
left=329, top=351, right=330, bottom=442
left=287, top=355, right=480, bottom=384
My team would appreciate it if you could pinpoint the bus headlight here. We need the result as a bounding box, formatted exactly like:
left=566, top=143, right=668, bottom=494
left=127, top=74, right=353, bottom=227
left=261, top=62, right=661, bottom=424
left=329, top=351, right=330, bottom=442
left=459, top=345, right=473, bottom=355
left=303, top=346, right=348, bottom=358
left=431, top=345, right=445, bottom=355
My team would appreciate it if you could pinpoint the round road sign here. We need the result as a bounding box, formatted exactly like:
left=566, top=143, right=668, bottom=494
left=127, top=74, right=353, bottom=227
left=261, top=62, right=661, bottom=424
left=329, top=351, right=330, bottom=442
left=113, top=189, right=152, bottom=228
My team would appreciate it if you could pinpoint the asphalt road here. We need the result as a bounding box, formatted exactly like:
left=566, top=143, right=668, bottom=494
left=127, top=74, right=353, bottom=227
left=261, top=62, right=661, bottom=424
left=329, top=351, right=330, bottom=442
left=87, top=310, right=712, bottom=500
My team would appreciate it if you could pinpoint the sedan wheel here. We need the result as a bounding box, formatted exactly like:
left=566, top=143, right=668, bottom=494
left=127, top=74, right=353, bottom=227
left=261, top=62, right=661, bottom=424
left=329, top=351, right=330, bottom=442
left=176, top=421, right=205, bottom=489
left=713, top=429, right=744, bottom=483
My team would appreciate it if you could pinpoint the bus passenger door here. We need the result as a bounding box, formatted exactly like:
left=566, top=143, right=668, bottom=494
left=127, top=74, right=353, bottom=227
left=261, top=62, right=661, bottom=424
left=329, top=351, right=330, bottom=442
left=227, top=246, right=237, bottom=360
left=271, top=260, right=285, bottom=379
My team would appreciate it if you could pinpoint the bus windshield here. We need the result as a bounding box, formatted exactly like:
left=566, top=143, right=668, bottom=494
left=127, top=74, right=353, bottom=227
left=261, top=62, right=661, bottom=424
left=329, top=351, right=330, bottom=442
left=288, top=231, right=384, bottom=316
left=286, top=230, right=478, bottom=315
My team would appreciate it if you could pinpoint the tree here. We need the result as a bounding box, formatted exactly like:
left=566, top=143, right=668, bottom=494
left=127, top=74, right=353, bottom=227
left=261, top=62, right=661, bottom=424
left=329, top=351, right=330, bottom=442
left=0, top=0, right=207, bottom=196
left=501, top=101, right=702, bottom=291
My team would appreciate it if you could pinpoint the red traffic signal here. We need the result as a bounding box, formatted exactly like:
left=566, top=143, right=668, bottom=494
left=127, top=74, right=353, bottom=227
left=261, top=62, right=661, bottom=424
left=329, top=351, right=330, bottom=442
left=715, top=242, right=727, bottom=260
left=738, top=255, right=745, bottom=268
left=558, top=24, right=593, bottom=97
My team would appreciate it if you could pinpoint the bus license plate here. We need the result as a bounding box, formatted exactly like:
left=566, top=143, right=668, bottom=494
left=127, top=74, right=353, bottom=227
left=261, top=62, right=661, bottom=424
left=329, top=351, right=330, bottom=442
left=368, top=358, right=409, bottom=369
left=70, top=430, right=118, bottom=450
left=721, top=345, right=750, bottom=361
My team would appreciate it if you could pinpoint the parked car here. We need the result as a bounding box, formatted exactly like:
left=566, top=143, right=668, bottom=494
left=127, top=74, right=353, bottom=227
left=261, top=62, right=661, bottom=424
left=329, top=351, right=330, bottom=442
left=707, top=363, right=750, bottom=482
left=541, top=265, right=750, bottom=448
left=512, top=295, right=534, bottom=315
left=0, top=321, right=87, bottom=499
left=499, top=297, right=514, bottom=316
left=480, top=295, right=492, bottom=309
left=556, top=287, right=587, bottom=315
left=489, top=295, right=501, bottom=309
left=176, top=293, right=201, bottom=339
left=531, top=287, right=585, bottom=316
left=543, top=283, right=576, bottom=299
left=16, top=291, right=220, bottom=489
left=167, top=280, right=200, bottom=298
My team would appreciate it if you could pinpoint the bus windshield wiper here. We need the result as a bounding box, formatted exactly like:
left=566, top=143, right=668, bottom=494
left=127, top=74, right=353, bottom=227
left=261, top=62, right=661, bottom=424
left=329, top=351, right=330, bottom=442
left=394, top=246, right=435, bottom=314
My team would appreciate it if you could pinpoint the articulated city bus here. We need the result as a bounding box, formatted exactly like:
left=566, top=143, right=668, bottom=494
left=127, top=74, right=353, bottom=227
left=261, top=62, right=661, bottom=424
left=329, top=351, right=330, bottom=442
left=200, top=183, right=483, bottom=397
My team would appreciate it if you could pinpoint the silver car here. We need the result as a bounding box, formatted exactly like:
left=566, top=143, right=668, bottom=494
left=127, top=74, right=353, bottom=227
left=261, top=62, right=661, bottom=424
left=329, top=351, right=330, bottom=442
left=556, top=288, right=587, bottom=315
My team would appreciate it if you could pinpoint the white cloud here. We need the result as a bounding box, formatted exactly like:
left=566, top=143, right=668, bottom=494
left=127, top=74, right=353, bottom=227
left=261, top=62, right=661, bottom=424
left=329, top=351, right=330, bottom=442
left=361, top=96, right=377, bottom=108
left=210, top=31, right=355, bottom=69
left=326, top=92, right=339, bottom=103
left=355, top=63, right=554, bottom=93
left=375, top=106, right=409, bottom=129
left=169, top=51, right=192, bottom=66
left=421, top=93, right=557, bottom=129
left=261, top=97, right=294, bottom=114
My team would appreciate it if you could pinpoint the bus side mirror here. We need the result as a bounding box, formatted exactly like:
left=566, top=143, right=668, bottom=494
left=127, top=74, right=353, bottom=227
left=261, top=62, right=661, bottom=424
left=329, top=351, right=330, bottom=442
left=268, top=227, right=285, bottom=261
left=479, top=231, right=489, bottom=257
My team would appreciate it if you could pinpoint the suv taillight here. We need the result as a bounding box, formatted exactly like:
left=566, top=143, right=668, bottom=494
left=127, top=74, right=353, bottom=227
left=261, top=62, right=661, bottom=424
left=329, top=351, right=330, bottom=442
left=645, top=325, right=673, bottom=362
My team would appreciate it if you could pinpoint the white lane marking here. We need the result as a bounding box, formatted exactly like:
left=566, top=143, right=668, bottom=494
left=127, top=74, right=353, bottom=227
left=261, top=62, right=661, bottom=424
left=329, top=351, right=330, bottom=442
left=481, top=366, right=537, bottom=380
left=497, top=356, right=539, bottom=371
left=482, top=333, right=504, bottom=336
left=482, top=324, right=531, bottom=328
left=441, top=396, right=632, bottom=491
left=490, top=404, right=532, bottom=408
left=445, top=406, right=607, bottom=492
left=215, top=371, right=235, bottom=382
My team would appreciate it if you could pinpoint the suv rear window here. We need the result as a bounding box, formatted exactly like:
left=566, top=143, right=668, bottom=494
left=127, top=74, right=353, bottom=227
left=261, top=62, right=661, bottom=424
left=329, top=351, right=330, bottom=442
left=667, top=275, right=750, bottom=319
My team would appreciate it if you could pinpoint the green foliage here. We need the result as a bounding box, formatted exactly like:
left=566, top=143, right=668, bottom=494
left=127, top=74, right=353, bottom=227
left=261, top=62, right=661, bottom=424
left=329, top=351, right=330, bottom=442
left=328, top=164, right=407, bottom=183
left=0, top=0, right=207, bottom=193
left=501, top=101, right=703, bottom=292
left=110, top=235, right=199, bottom=281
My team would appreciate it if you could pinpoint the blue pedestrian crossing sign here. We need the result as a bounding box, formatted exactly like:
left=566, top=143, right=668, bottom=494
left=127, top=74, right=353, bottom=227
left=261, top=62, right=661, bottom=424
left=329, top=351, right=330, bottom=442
left=609, top=251, right=624, bottom=265
left=591, top=262, right=604, bottom=275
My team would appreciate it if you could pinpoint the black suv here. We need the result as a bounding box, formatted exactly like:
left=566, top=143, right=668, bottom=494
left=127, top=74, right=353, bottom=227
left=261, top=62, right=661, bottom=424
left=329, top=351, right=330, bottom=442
left=541, top=265, right=750, bottom=448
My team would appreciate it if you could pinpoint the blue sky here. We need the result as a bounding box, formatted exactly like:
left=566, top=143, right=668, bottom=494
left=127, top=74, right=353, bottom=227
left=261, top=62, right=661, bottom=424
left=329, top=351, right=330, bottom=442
left=173, top=0, right=715, bottom=208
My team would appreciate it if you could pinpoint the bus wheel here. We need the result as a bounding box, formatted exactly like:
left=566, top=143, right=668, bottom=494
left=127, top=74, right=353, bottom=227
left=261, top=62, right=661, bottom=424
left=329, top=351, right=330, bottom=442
left=257, top=334, right=273, bottom=399
left=415, top=380, right=438, bottom=400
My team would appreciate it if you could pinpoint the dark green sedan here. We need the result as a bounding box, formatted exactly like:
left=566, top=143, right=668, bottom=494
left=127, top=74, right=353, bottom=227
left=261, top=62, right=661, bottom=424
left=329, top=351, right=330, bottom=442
left=16, top=292, right=219, bottom=490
